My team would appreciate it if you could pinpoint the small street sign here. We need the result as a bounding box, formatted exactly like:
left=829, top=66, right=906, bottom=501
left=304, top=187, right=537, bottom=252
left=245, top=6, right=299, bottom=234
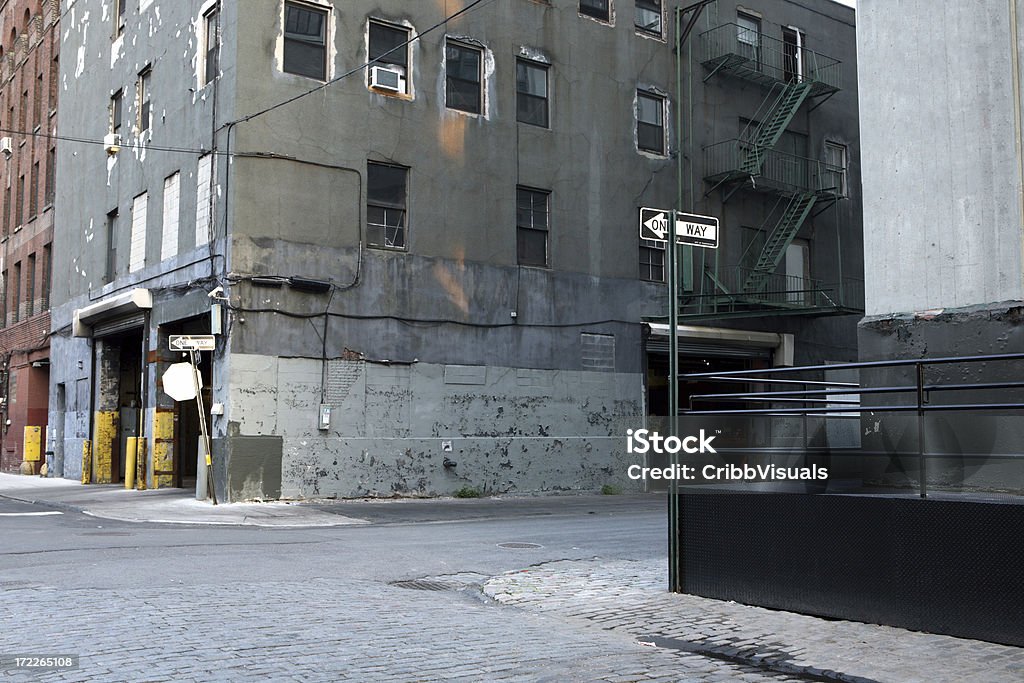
left=169, top=334, right=216, bottom=352
left=676, top=212, right=719, bottom=249
left=639, top=208, right=720, bottom=249
left=640, top=208, right=671, bottom=241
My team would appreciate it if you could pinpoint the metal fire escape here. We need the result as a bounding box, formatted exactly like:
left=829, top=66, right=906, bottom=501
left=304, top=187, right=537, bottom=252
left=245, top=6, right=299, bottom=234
left=674, top=18, right=861, bottom=319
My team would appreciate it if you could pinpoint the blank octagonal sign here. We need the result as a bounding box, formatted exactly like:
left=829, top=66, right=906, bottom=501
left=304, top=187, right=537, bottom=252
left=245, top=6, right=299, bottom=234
left=162, top=362, right=203, bottom=402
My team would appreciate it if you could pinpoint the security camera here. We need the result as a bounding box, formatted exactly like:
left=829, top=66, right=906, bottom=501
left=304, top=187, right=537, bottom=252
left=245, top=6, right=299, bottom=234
left=208, top=286, right=224, bottom=298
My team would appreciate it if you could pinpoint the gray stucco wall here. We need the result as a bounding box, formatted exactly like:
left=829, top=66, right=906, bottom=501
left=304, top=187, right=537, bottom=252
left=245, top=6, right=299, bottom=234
left=227, top=355, right=643, bottom=498
left=858, top=0, right=1024, bottom=315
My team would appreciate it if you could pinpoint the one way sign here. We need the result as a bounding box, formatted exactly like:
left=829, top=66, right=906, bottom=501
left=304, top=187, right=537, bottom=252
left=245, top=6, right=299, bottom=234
left=639, top=208, right=719, bottom=249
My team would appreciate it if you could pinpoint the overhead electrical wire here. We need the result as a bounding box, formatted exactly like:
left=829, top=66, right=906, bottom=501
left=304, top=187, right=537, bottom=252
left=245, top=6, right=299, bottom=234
left=1, top=0, right=500, bottom=159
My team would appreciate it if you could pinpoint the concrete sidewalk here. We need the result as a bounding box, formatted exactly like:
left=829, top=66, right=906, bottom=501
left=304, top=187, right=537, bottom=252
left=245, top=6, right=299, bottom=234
left=0, top=473, right=367, bottom=527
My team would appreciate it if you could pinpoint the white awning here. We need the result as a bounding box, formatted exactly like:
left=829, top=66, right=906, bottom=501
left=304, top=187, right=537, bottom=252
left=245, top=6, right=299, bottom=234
left=645, top=323, right=794, bottom=367
left=73, top=289, right=152, bottom=338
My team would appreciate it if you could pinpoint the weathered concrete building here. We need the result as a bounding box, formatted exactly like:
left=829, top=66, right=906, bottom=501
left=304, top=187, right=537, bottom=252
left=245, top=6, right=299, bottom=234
left=50, top=0, right=860, bottom=500
left=858, top=0, right=1024, bottom=359
left=856, top=0, right=1024, bottom=491
left=0, top=0, right=57, bottom=474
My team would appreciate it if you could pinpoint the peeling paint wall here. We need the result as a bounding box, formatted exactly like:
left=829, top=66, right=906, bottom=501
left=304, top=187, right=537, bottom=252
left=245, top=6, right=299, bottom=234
left=228, top=354, right=643, bottom=499
left=50, top=0, right=238, bottom=482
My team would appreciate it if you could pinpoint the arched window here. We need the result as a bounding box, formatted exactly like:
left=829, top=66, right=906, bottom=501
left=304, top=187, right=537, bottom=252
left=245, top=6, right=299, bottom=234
left=23, top=9, right=31, bottom=30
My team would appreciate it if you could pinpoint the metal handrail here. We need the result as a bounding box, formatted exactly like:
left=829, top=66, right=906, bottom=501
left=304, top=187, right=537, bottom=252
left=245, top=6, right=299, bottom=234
left=699, top=23, right=842, bottom=92
left=679, top=352, right=1024, bottom=499
left=704, top=139, right=846, bottom=197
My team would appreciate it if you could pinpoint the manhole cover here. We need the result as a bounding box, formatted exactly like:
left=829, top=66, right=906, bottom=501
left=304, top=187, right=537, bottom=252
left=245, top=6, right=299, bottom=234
left=389, top=579, right=455, bottom=591
left=497, top=542, right=543, bottom=549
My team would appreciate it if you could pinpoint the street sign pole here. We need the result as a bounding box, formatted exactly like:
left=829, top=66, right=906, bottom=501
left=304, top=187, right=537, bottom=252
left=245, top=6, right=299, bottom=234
left=188, top=348, right=217, bottom=505
left=667, top=205, right=680, bottom=591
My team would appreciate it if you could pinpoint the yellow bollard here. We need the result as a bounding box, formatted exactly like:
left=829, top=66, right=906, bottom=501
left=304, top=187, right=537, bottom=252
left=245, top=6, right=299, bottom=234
left=81, top=441, right=93, bottom=484
left=124, top=437, right=137, bottom=490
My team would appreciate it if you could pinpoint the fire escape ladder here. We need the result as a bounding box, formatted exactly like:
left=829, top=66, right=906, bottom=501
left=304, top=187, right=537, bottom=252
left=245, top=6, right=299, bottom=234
left=742, top=192, right=818, bottom=293
left=739, top=81, right=813, bottom=175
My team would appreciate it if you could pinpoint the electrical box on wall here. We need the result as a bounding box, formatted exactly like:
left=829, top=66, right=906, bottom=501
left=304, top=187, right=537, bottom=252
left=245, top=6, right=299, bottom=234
left=318, top=404, right=331, bottom=431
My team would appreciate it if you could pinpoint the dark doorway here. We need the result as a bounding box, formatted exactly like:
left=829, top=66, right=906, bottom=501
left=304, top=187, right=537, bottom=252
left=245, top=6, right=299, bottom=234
left=163, top=316, right=212, bottom=490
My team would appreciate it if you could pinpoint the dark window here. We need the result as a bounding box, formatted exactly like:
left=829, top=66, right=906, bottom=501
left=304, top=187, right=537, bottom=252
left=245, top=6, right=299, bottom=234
left=367, top=162, right=407, bottom=249
left=41, top=244, right=50, bottom=310
left=445, top=41, right=482, bottom=114
left=516, top=59, right=548, bottom=128
left=34, top=73, right=41, bottom=128
left=45, top=147, right=55, bottom=205
left=639, top=238, right=665, bottom=282
left=29, top=161, right=38, bottom=218
left=20, top=89, right=27, bottom=131
left=637, top=91, right=665, bottom=154
left=0, top=270, right=6, bottom=328
left=138, top=68, right=151, bottom=132
left=111, top=89, right=123, bottom=134
left=2, top=184, right=9, bottom=236
left=12, top=261, right=20, bottom=323
left=284, top=2, right=327, bottom=80
left=16, top=174, right=24, bottom=227
left=26, top=253, right=34, bottom=318
left=516, top=187, right=549, bottom=267
left=635, top=0, right=662, bottom=36
left=580, top=0, right=611, bottom=22
left=204, top=6, right=220, bottom=85
left=369, top=21, right=409, bottom=93
left=105, top=209, right=118, bottom=284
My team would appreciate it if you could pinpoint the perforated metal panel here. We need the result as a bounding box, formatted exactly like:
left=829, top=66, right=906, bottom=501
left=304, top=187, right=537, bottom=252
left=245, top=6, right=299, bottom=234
left=675, top=493, right=1024, bottom=647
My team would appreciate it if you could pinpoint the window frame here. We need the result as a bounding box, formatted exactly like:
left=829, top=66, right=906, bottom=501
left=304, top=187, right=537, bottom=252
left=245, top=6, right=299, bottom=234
left=137, top=67, right=152, bottom=133
left=639, top=237, right=665, bottom=283
left=445, top=40, right=483, bottom=115
left=635, top=0, right=663, bottom=38
left=203, top=4, right=220, bottom=87
left=579, top=0, right=612, bottom=23
left=824, top=141, right=848, bottom=197
left=283, top=1, right=329, bottom=81
left=367, top=161, right=409, bottom=251
left=736, top=12, right=762, bottom=67
left=113, top=0, right=126, bottom=39
left=105, top=208, right=119, bottom=284
left=516, top=58, right=549, bottom=128
left=111, top=89, right=123, bottom=135
left=516, top=186, right=550, bottom=268
left=636, top=90, right=666, bottom=155
left=368, top=19, right=411, bottom=95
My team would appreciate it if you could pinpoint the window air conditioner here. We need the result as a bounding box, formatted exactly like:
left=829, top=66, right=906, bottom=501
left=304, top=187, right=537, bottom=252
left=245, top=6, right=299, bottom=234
left=104, top=133, right=121, bottom=155
left=370, top=66, right=403, bottom=93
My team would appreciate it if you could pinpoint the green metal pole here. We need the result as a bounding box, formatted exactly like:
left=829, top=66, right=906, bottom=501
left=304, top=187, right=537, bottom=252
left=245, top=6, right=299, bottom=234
left=668, top=7, right=683, bottom=594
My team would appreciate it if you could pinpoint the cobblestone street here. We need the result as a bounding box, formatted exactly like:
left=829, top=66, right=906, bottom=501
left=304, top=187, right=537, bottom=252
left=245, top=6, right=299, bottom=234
left=2, top=491, right=1022, bottom=681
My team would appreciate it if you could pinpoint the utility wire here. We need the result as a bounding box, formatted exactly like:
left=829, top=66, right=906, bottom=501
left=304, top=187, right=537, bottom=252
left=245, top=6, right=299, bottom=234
left=2, top=0, right=497, bottom=158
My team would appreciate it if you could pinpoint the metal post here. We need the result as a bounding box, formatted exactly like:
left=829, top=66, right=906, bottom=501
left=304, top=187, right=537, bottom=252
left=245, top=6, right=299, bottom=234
left=916, top=363, right=927, bottom=499
left=668, top=208, right=680, bottom=592
left=190, top=349, right=217, bottom=505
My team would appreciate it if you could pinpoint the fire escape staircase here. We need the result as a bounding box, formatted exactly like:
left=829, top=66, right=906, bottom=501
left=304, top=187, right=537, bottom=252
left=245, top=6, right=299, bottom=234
left=739, top=81, right=812, bottom=176
left=742, top=192, right=818, bottom=294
